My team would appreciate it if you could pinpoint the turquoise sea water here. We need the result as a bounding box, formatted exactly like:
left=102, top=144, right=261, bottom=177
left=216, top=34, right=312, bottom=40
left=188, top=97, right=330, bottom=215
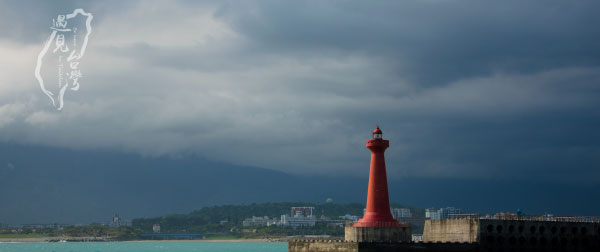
left=0, top=242, right=287, bottom=252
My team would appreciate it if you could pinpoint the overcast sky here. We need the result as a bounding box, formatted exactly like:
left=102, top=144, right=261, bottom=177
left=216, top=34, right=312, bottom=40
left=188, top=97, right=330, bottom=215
left=1, top=0, right=599, bottom=185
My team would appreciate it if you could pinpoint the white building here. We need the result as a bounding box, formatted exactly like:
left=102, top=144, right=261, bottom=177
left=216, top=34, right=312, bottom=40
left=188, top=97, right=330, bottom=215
left=392, top=208, right=412, bottom=219
left=412, top=234, right=423, bottom=242
left=426, top=208, right=441, bottom=220
left=291, top=207, right=314, bottom=217
left=112, top=214, right=121, bottom=227
left=242, top=216, right=279, bottom=227
left=281, top=207, right=316, bottom=227
left=426, top=207, right=462, bottom=220
left=152, top=224, right=160, bottom=233
left=339, top=214, right=359, bottom=222
left=440, top=207, right=462, bottom=219
left=281, top=214, right=316, bottom=228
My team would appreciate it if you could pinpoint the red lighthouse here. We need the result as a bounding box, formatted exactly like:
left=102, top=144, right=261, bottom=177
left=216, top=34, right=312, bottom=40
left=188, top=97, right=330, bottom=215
left=354, top=126, right=400, bottom=227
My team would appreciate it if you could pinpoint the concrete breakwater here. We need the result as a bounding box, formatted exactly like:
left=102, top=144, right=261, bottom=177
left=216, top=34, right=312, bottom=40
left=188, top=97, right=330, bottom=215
left=289, top=218, right=600, bottom=252
left=289, top=240, right=478, bottom=252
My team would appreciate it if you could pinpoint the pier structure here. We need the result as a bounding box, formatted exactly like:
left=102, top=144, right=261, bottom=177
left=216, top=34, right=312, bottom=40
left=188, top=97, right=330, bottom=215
left=288, top=126, right=600, bottom=252
left=423, top=215, right=600, bottom=251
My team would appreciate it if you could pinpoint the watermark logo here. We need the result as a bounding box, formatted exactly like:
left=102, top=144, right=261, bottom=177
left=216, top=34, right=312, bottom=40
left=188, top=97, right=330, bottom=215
left=35, top=9, right=93, bottom=111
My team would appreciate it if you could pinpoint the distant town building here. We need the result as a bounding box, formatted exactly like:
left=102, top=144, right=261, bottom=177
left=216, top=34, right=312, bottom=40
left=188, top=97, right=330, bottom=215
left=412, top=234, right=423, bottom=242
left=109, top=214, right=132, bottom=227
left=242, top=216, right=279, bottom=227
left=291, top=207, right=314, bottom=217
left=323, top=220, right=345, bottom=228
left=391, top=208, right=412, bottom=219
left=363, top=207, right=412, bottom=220
left=339, top=214, right=359, bottom=222
left=440, top=207, right=462, bottom=219
left=425, top=208, right=440, bottom=220
left=425, top=207, right=462, bottom=220
left=281, top=207, right=316, bottom=227
left=152, top=224, right=160, bottom=233
left=281, top=214, right=316, bottom=228
left=21, top=223, right=67, bottom=230
left=112, top=214, right=121, bottom=227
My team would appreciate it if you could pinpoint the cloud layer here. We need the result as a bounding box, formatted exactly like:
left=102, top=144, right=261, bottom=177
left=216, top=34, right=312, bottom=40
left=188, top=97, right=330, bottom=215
left=1, top=0, right=599, bottom=184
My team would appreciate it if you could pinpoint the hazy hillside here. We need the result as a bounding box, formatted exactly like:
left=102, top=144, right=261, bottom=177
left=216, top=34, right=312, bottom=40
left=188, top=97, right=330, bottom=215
left=1, top=143, right=598, bottom=225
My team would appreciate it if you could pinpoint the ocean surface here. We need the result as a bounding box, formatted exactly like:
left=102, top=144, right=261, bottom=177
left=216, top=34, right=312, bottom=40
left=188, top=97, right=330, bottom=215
left=0, top=241, right=287, bottom=252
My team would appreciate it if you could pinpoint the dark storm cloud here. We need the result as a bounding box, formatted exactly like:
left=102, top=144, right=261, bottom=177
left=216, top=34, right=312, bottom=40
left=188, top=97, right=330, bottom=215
left=215, top=0, right=600, bottom=85
left=0, top=0, right=599, bottom=185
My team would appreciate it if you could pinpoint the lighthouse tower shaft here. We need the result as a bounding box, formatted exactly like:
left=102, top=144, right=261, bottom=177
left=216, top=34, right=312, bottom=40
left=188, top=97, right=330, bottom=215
left=354, top=127, right=400, bottom=227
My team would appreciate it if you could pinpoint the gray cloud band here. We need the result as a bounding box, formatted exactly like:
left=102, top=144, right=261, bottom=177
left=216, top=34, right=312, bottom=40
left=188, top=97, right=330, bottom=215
left=0, top=1, right=594, bottom=184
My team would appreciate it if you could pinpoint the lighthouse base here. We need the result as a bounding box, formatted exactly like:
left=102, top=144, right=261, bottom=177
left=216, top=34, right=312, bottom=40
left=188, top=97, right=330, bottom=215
left=345, top=223, right=412, bottom=242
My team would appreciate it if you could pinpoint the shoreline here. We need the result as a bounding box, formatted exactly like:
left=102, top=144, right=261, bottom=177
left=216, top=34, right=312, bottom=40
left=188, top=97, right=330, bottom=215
left=132, top=239, right=282, bottom=242
left=0, top=237, right=287, bottom=243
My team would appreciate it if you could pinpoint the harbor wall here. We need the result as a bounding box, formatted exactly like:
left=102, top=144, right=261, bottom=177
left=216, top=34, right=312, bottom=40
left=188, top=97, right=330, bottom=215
left=423, top=218, right=479, bottom=243
left=423, top=218, right=600, bottom=251
left=288, top=240, right=478, bottom=252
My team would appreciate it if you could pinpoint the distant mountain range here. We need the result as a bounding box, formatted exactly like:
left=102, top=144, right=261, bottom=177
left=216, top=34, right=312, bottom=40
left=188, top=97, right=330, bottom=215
left=1, top=143, right=598, bottom=225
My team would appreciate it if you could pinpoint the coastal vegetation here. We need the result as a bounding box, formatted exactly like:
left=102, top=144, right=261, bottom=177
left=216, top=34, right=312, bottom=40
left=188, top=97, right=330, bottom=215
left=1, top=202, right=423, bottom=240
left=132, top=202, right=423, bottom=239
left=0, top=225, right=140, bottom=240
